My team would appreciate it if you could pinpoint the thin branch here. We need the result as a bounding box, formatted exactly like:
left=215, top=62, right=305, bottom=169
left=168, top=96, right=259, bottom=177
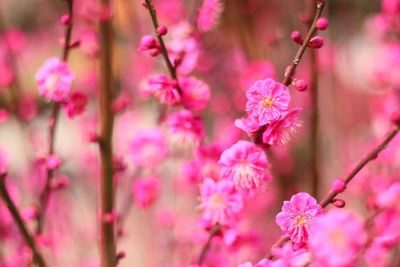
left=282, top=0, right=326, bottom=86
left=197, top=223, right=221, bottom=265
left=268, top=126, right=400, bottom=257
left=143, top=0, right=182, bottom=94
left=98, top=0, right=116, bottom=266
left=35, top=0, right=74, bottom=234
left=0, top=173, right=47, bottom=267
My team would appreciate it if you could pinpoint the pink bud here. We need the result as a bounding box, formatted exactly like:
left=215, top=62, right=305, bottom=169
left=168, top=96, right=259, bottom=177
left=47, top=155, right=61, bottom=170
left=103, top=212, right=117, bottom=223
left=139, top=35, right=158, bottom=51
left=331, top=179, right=346, bottom=193
left=60, top=14, right=71, bottom=25
left=87, top=132, right=99, bottom=143
left=50, top=175, right=70, bottom=190
left=291, top=31, right=304, bottom=45
left=316, top=18, right=329, bottom=30
left=291, top=79, right=308, bottom=92
left=391, top=111, right=400, bottom=127
left=156, top=25, right=168, bottom=36
left=149, top=48, right=161, bottom=57
left=332, top=198, right=346, bottom=208
left=116, top=251, right=126, bottom=262
left=308, top=36, right=324, bottom=48
left=0, top=109, right=9, bottom=123
left=69, top=39, right=81, bottom=48
left=22, top=207, right=39, bottom=221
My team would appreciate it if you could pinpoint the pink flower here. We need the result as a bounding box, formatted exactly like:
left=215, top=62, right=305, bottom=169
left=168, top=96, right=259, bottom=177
left=219, top=141, right=271, bottom=192
left=245, top=79, right=290, bottom=125
left=276, top=192, right=322, bottom=244
left=309, top=210, right=367, bottom=267
left=271, top=243, right=311, bottom=267
left=181, top=77, right=211, bottom=111
left=234, top=116, right=260, bottom=133
left=199, top=178, right=243, bottom=226
left=237, top=259, right=271, bottom=267
left=262, top=108, right=302, bottom=145
left=130, top=128, right=168, bottom=168
left=147, top=75, right=181, bottom=105
left=166, top=110, right=205, bottom=142
left=35, top=57, right=74, bottom=102
left=196, top=0, right=224, bottom=32
left=64, top=91, right=88, bottom=118
left=132, top=177, right=160, bottom=208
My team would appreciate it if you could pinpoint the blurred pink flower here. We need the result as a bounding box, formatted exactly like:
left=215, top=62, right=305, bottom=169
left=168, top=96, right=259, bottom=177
left=132, top=177, right=160, bottom=208
left=197, top=0, right=224, bottom=32
left=271, top=243, right=311, bottom=266
left=130, top=128, right=168, bottom=168
left=35, top=57, right=74, bottom=102
left=309, top=210, right=367, bottom=267
left=147, top=75, right=181, bottom=105
left=246, top=79, right=290, bottom=125
left=276, top=192, right=322, bottom=244
left=219, top=140, right=271, bottom=192
left=64, top=91, right=88, bottom=118
left=237, top=258, right=271, bottom=267
left=199, top=178, right=243, bottom=226
left=181, top=77, right=211, bottom=111
left=166, top=109, right=205, bottom=142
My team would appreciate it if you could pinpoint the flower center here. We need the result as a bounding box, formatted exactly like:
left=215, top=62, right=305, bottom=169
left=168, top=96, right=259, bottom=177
left=328, top=229, right=346, bottom=250
left=294, top=213, right=308, bottom=226
left=45, top=73, right=60, bottom=91
left=209, top=194, right=225, bottom=209
left=261, top=96, right=274, bottom=108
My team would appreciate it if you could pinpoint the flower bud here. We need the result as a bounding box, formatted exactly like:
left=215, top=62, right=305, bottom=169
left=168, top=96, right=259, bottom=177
left=291, top=31, right=304, bottom=45
left=291, top=79, right=308, bottom=92
left=331, top=179, right=346, bottom=193
left=308, top=35, right=324, bottom=48
left=156, top=25, right=168, bottom=36
left=332, top=198, right=346, bottom=208
left=316, top=18, right=329, bottom=30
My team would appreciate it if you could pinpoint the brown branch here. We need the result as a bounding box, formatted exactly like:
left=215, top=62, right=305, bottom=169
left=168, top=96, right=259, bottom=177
left=144, top=0, right=182, bottom=94
left=197, top=223, right=221, bottom=265
left=282, top=0, right=326, bottom=86
left=98, top=0, right=116, bottom=266
left=0, top=173, right=47, bottom=267
left=36, top=0, right=75, bottom=234
left=267, top=127, right=400, bottom=257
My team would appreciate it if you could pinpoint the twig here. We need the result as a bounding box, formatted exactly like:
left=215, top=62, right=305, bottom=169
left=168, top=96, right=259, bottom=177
left=267, top=127, right=400, bottom=257
left=143, top=0, right=182, bottom=94
left=197, top=223, right=220, bottom=265
left=308, top=1, right=320, bottom=198
left=98, top=0, right=116, bottom=266
left=36, top=0, right=74, bottom=234
left=0, top=173, right=47, bottom=267
left=282, top=0, right=326, bottom=86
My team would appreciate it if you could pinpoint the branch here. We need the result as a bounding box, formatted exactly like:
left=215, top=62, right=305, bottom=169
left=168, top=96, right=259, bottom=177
left=143, top=0, right=182, bottom=94
left=36, top=0, right=75, bottom=234
left=197, top=223, right=221, bottom=265
left=0, top=173, right=47, bottom=267
left=268, top=127, right=400, bottom=257
left=98, top=0, right=116, bottom=266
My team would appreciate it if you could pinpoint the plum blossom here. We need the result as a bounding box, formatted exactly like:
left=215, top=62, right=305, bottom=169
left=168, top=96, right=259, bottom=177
left=130, top=128, right=168, bottom=168
left=219, top=141, right=271, bottom=192
left=271, top=243, right=311, bottom=267
left=64, top=91, right=88, bottom=118
left=181, top=77, right=211, bottom=111
left=35, top=57, right=74, bottom=102
left=246, top=78, right=290, bottom=125
left=309, top=210, right=367, bottom=267
left=276, top=192, right=322, bottom=244
left=262, top=108, right=303, bottom=145
left=146, top=75, right=181, bottom=105
left=199, top=178, right=243, bottom=226
left=132, top=177, right=160, bottom=208
left=166, top=109, right=205, bottom=143
left=237, top=259, right=271, bottom=267
left=196, top=0, right=224, bottom=32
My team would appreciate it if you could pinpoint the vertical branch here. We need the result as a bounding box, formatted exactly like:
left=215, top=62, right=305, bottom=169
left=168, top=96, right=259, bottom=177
left=98, top=0, right=116, bottom=266
left=197, top=223, right=220, bottom=265
left=36, top=0, right=74, bottom=234
left=0, top=174, right=47, bottom=267
left=308, top=1, right=320, bottom=198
